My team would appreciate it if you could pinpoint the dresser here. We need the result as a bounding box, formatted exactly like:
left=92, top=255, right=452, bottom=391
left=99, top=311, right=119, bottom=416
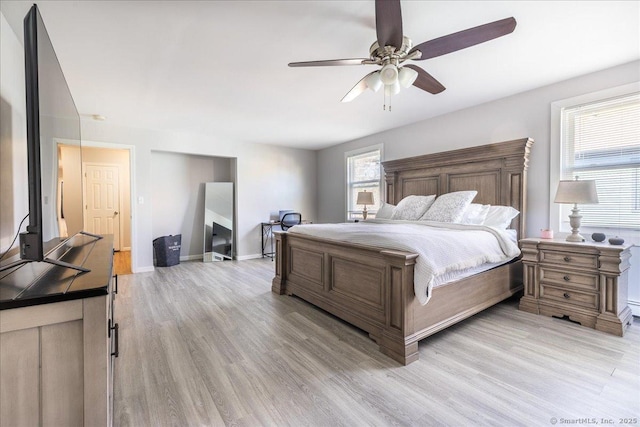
left=0, top=234, right=117, bottom=426
left=519, top=237, right=633, bottom=336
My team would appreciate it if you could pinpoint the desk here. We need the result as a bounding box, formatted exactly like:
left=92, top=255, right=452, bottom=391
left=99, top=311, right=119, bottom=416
left=261, top=222, right=280, bottom=259
left=261, top=221, right=312, bottom=259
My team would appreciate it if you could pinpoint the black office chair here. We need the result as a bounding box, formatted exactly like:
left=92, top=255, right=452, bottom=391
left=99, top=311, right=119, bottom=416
left=280, top=212, right=302, bottom=231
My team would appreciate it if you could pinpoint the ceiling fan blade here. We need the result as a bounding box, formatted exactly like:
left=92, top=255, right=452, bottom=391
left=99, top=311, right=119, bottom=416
left=404, top=65, right=445, bottom=94
left=375, top=0, right=403, bottom=49
left=341, top=72, right=377, bottom=103
left=288, top=58, right=369, bottom=67
left=410, top=17, right=517, bottom=60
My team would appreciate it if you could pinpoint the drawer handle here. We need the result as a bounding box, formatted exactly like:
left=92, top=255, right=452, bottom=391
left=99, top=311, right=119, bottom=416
left=563, top=293, right=570, bottom=299
left=563, top=256, right=571, bottom=262
left=563, top=275, right=571, bottom=282
left=111, top=323, right=119, bottom=358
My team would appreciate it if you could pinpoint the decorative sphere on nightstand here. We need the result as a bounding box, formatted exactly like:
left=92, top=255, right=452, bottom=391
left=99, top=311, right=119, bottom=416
left=591, top=233, right=606, bottom=242
left=609, top=237, right=625, bottom=245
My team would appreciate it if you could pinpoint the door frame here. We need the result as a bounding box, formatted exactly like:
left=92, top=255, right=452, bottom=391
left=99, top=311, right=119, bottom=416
left=82, top=162, right=122, bottom=250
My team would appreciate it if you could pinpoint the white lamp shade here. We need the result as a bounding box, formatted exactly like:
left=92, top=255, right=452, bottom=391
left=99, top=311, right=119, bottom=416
left=356, top=191, right=374, bottom=205
left=380, top=64, right=398, bottom=85
left=365, top=72, right=383, bottom=93
left=554, top=179, right=599, bottom=204
left=398, top=67, right=418, bottom=88
left=384, top=81, right=401, bottom=98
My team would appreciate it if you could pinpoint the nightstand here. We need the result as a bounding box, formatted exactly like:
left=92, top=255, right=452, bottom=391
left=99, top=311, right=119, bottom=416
left=519, top=237, right=633, bottom=336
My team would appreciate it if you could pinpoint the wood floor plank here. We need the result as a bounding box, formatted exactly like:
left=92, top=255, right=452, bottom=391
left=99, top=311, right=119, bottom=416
left=113, top=259, right=640, bottom=426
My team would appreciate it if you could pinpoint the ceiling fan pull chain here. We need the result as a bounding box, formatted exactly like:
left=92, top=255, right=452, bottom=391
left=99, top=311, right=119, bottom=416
left=383, top=86, right=392, bottom=111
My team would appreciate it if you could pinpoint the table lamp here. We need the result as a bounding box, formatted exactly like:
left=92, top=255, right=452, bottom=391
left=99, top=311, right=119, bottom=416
left=356, top=191, right=374, bottom=220
left=554, top=177, right=599, bottom=242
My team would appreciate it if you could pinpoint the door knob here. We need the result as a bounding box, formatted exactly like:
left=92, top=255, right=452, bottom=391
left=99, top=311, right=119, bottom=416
left=114, top=211, right=119, bottom=215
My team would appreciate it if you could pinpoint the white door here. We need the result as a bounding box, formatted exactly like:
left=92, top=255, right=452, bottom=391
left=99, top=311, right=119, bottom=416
left=84, top=164, right=121, bottom=250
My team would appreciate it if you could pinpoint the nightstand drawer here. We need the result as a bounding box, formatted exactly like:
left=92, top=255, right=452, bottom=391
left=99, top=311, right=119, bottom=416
left=540, top=268, right=598, bottom=291
left=540, top=285, right=599, bottom=311
left=540, top=250, right=598, bottom=269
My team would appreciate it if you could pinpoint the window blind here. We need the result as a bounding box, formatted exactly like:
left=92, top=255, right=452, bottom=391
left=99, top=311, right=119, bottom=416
left=346, top=149, right=381, bottom=220
left=561, top=92, right=640, bottom=229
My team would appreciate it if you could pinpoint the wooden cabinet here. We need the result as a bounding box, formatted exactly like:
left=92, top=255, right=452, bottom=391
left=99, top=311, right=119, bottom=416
left=519, top=238, right=633, bottom=336
left=0, top=236, right=116, bottom=426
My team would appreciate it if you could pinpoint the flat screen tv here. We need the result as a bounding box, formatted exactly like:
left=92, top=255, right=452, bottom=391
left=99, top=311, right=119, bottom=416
left=0, top=4, right=97, bottom=273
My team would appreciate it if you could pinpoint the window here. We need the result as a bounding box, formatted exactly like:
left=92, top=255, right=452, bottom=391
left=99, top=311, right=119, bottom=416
left=346, top=146, right=382, bottom=220
left=555, top=89, right=640, bottom=232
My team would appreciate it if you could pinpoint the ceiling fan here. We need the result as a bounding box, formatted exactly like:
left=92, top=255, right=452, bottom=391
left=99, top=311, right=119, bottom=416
left=288, top=0, right=516, bottom=110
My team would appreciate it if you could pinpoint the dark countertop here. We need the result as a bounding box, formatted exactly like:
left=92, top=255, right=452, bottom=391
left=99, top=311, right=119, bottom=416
left=0, top=234, right=113, bottom=310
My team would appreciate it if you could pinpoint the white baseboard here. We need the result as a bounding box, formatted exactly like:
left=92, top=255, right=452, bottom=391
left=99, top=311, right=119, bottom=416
left=628, top=299, right=640, bottom=317
left=236, top=254, right=266, bottom=261
left=134, top=254, right=270, bottom=272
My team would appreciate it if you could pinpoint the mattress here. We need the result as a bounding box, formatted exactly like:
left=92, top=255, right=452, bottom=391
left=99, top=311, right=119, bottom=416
left=288, top=220, right=520, bottom=304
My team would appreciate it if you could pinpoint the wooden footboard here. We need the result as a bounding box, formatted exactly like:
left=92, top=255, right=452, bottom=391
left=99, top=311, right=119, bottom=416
left=272, top=231, right=522, bottom=365
left=272, top=231, right=420, bottom=364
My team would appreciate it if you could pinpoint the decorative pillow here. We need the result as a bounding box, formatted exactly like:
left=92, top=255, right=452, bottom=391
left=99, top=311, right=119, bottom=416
left=391, top=195, right=436, bottom=220
left=483, top=205, right=520, bottom=229
left=459, top=203, right=491, bottom=225
left=420, top=191, right=477, bottom=222
left=375, top=203, right=396, bottom=219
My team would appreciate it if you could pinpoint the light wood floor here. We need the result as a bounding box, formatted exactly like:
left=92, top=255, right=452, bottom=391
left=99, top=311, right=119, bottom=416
left=113, top=250, right=132, bottom=276
left=113, top=259, right=640, bottom=426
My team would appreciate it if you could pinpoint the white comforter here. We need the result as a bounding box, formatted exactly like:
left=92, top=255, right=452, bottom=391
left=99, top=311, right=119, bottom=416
left=287, top=219, right=520, bottom=305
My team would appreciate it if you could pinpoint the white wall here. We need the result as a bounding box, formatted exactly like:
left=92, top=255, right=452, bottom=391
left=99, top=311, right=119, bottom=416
left=317, top=60, right=640, bottom=315
left=150, top=151, right=220, bottom=260
left=79, top=120, right=317, bottom=271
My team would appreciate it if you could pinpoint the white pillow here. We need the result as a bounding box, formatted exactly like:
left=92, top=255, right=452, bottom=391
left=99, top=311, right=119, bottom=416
left=375, top=203, right=396, bottom=219
left=391, top=195, right=436, bottom=220
left=459, top=203, right=491, bottom=225
left=483, top=205, right=520, bottom=229
left=420, top=191, right=477, bottom=222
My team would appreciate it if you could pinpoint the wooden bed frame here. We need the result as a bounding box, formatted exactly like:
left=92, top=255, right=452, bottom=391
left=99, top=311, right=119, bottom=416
left=272, top=138, right=533, bottom=365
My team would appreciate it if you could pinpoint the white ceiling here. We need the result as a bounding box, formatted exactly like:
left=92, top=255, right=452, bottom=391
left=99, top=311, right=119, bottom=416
left=1, top=1, right=639, bottom=150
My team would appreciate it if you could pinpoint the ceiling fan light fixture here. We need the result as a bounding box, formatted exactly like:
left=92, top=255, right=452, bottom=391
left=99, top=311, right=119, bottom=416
left=380, top=63, right=398, bottom=85
left=398, top=66, right=418, bottom=88
left=365, top=71, right=383, bottom=92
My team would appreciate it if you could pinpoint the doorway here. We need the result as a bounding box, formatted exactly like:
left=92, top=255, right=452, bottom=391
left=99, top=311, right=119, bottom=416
left=80, top=146, right=132, bottom=266
left=83, top=163, right=121, bottom=250
left=57, top=141, right=133, bottom=271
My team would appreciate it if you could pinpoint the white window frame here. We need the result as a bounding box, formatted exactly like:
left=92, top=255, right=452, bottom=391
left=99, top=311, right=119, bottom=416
left=345, top=144, right=383, bottom=221
left=550, top=82, right=640, bottom=243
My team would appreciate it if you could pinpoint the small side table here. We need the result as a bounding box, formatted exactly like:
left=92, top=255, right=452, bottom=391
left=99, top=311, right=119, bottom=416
left=261, top=222, right=280, bottom=259
left=518, top=237, right=633, bottom=336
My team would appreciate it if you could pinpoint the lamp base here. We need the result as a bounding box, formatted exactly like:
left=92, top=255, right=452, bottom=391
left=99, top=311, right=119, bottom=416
left=566, top=206, right=585, bottom=242
left=565, top=232, right=585, bottom=242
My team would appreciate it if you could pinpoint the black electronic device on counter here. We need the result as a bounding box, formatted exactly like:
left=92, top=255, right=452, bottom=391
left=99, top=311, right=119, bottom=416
left=1, top=4, right=100, bottom=273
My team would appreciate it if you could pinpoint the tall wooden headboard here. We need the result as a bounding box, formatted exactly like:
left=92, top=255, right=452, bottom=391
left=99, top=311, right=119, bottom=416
left=382, top=138, right=534, bottom=241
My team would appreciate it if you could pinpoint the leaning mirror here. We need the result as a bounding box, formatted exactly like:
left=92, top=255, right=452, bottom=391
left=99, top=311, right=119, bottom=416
left=203, top=182, right=233, bottom=262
